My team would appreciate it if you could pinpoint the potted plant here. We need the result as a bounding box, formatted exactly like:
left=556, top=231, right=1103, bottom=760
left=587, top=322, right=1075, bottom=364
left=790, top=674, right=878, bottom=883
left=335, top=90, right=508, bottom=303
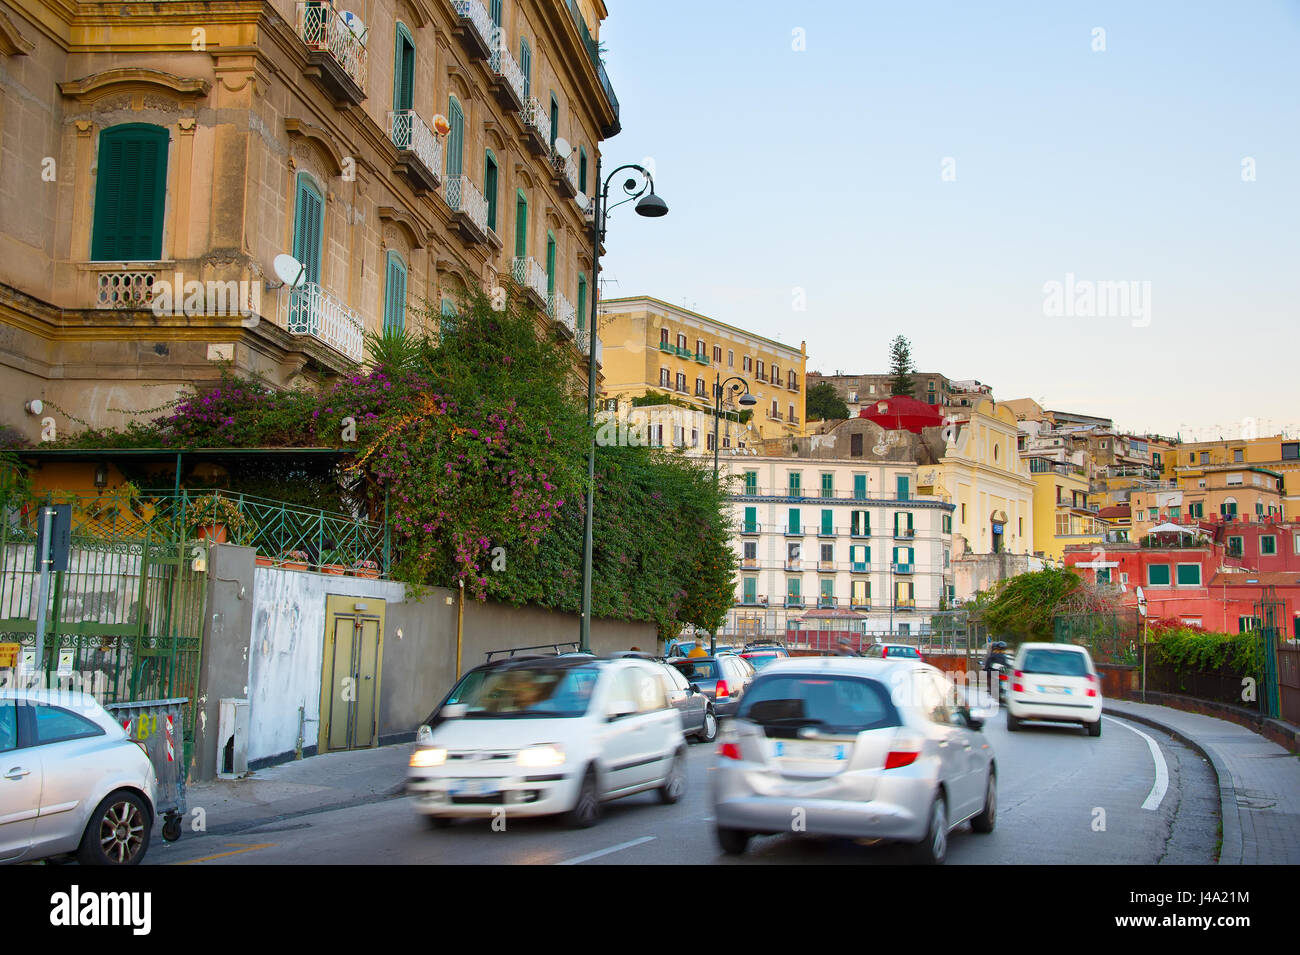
left=351, top=559, right=380, bottom=579
left=185, top=493, right=255, bottom=544
left=319, top=549, right=348, bottom=575
left=280, top=549, right=309, bottom=571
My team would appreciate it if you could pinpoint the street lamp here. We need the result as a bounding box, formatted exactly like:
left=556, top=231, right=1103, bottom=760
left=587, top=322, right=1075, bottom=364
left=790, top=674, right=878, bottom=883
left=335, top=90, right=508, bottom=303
left=713, top=374, right=756, bottom=481
left=579, top=159, right=668, bottom=653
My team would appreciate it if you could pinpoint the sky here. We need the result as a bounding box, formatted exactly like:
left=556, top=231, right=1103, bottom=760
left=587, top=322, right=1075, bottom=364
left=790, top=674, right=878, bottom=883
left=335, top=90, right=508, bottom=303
left=596, top=0, right=1300, bottom=440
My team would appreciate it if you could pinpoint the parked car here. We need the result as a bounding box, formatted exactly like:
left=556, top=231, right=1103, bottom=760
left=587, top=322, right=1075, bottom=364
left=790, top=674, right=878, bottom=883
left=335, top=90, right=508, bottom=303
left=670, top=654, right=754, bottom=717
left=862, top=643, right=924, bottom=662
left=0, top=689, right=159, bottom=866
left=655, top=663, right=718, bottom=743
left=407, top=656, right=687, bottom=828
left=1005, top=643, right=1103, bottom=736
left=739, top=644, right=790, bottom=671
left=710, top=657, right=998, bottom=864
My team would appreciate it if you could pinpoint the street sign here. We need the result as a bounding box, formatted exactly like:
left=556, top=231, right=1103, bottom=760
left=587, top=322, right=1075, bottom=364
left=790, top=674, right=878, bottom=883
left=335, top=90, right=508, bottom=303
left=34, top=504, right=71, bottom=572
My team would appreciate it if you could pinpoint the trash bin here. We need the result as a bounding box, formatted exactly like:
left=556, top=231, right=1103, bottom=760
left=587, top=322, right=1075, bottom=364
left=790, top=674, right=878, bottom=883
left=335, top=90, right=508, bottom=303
left=105, top=697, right=188, bottom=843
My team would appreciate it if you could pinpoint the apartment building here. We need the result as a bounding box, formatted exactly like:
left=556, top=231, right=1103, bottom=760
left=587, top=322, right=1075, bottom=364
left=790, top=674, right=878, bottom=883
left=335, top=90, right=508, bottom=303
left=1171, top=436, right=1300, bottom=520
left=807, top=371, right=993, bottom=419
left=598, top=296, right=807, bottom=442
left=0, top=0, right=615, bottom=442
left=1027, top=458, right=1105, bottom=561
left=720, top=457, right=953, bottom=641
left=1129, top=466, right=1285, bottom=540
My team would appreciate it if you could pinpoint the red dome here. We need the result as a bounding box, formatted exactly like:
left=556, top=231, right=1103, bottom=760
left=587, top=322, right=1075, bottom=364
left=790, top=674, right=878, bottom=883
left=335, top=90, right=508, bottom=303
left=858, top=395, right=946, bottom=434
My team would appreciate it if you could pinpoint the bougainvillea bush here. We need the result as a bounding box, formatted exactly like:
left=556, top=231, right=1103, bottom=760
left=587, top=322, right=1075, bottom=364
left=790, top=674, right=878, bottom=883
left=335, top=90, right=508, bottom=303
left=37, top=290, right=737, bottom=634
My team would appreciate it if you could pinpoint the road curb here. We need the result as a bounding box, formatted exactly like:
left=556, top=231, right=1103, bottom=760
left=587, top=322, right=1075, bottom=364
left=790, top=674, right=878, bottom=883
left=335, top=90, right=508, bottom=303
left=1103, top=704, right=1242, bottom=866
left=170, top=780, right=410, bottom=841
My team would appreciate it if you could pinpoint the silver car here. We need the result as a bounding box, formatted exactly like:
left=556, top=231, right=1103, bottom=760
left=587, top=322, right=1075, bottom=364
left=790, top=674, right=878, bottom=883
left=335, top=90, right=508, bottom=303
left=0, top=689, right=159, bottom=865
left=710, top=657, right=997, bottom=864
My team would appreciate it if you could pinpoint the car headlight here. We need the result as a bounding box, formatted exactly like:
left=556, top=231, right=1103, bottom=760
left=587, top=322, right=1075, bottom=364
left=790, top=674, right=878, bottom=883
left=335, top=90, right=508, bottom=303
left=516, top=744, right=566, bottom=768
left=410, top=747, right=447, bottom=768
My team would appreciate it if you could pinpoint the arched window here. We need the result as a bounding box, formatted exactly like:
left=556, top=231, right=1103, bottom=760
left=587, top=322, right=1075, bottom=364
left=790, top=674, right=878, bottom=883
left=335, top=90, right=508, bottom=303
left=91, top=124, right=169, bottom=261
left=514, top=189, right=528, bottom=258
left=291, top=172, right=325, bottom=285
left=519, top=38, right=532, bottom=101
left=446, top=95, right=465, bottom=178
left=393, top=24, right=415, bottom=113
left=484, top=149, right=499, bottom=233
left=383, top=251, right=408, bottom=333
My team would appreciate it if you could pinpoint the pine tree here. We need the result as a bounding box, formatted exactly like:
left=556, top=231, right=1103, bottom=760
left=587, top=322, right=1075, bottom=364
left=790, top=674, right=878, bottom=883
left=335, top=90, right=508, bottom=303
left=888, top=335, right=916, bottom=397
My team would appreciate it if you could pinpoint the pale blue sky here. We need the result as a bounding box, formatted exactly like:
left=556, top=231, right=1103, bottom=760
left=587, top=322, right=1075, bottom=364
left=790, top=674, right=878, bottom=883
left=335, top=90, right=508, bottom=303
left=598, top=0, right=1300, bottom=439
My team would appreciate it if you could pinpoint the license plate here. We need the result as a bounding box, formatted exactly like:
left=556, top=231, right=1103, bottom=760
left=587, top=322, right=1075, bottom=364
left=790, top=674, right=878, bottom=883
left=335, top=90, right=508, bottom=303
left=772, top=740, right=848, bottom=761
left=1039, top=685, right=1070, bottom=695
left=449, top=779, right=500, bottom=796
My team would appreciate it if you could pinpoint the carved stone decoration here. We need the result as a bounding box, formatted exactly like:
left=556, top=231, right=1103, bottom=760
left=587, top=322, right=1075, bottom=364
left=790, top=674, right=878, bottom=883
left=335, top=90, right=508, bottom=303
left=58, top=68, right=210, bottom=104
left=284, top=118, right=347, bottom=177
left=0, top=7, right=35, bottom=56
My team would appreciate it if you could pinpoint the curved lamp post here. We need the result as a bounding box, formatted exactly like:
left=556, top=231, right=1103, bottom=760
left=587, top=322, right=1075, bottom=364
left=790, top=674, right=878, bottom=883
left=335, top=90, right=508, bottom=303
left=579, top=160, right=668, bottom=652
left=713, top=374, right=757, bottom=482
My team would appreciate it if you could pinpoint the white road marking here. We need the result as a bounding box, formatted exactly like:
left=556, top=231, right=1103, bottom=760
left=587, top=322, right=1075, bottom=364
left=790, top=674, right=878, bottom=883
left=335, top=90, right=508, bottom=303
left=557, top=835, right=656, bottom=865
left=1102, top=716, right=1169, bottom=811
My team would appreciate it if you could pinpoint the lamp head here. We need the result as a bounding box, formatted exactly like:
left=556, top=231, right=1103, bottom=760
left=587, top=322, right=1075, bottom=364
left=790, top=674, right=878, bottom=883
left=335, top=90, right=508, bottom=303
left=738, top=392, right=757, bottom=407
left=634, top=192, right=668, bottom=218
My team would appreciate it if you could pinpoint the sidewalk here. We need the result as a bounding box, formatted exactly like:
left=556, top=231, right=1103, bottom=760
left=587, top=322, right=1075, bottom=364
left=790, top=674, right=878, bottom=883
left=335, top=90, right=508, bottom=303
left=1105, top=699, right=1300, bottom=865
left=181, top=743, right=415, bottom=835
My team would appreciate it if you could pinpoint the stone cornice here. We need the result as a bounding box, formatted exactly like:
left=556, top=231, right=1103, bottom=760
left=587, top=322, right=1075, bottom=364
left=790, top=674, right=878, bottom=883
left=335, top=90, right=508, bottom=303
left=58, top=67, right=210, bottom=103
left=0, top=6, right=35, bottom=55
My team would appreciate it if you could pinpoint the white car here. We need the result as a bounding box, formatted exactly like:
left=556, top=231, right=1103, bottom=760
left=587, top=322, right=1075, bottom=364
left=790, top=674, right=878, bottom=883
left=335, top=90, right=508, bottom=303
left=1005, top=643, right=1103, bottom=736
left=407, top=656, right=688, bottom=828
left=0, top=689, right=159, bottom=865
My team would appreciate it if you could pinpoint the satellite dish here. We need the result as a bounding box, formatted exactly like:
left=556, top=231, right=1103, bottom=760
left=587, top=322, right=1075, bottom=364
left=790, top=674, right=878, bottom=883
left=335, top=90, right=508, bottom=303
left=273, top=253, right=306, bottom=289
left=432, top=113, right=451, bottom=137
left=553, top=137, right=572, bottom=159
left=339, top=11, right=367, bottom=41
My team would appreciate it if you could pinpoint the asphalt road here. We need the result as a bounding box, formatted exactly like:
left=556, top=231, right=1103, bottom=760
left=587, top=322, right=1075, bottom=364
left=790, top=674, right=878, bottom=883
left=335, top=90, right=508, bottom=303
left=148, top=714, right=1220, bottom=865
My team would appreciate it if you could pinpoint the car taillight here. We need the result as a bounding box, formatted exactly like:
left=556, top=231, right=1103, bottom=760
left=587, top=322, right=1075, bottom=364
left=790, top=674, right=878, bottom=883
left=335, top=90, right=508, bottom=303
left=131, top=739, right=148, bottom=756
left=881, top=647, right=889, bottom=657
left=884, top=750, right=919, bottom=769
left=1012, top=670, right=1024, bottom=692
left=718, top=742, right=741, bottom=760
left=716, top=680, right=729, bottom=699
left=1085, top=673, right=1099, bottom=697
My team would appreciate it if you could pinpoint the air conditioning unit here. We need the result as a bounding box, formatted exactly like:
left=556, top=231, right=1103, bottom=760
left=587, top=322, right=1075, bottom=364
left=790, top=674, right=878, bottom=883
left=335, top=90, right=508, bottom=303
left=217, top=698, right=250, bottom=780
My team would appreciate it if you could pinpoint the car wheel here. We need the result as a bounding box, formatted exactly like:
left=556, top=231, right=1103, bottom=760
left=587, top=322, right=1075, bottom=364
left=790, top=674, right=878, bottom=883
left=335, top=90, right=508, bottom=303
left=971, top=773, right=997, bottom=834
left=1087, top=718, right=1102, bottom=738
left=910, top=795, right=948, bottom=865
left=699, top=708, right=718, bottom=743
left=658, top=750, right=687, bottom=805
left=1006, top=711, right=1021, bottom=732
left=77, top=790, right=151, bottom=866
left=562, top=767, right=602, bottom=829
left=716, top=826, right=751, bottom=855
left=425, top=815, right=454, bottom=829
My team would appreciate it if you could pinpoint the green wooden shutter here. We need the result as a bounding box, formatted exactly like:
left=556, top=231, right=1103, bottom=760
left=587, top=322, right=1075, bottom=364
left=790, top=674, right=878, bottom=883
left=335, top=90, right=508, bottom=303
left=447, top=97, right=464, bottom=178
left=743, top=506, right=756, bottom=533
left=92, top=124, right=169, bottom=261
left=576, top=274, right=587, bottom=332
left=519, top=39, right=531, bottom=100
left=579, top=146, right=588, bottom=192
left=743, top=578, right=756, bottom=603
left=394, top=26, right=415, bottom=113
left=853, top=475, right=867, bottom=500
left=489, top=0, right=502, bottom=26
left=821, top=510, right=833, bottom=535
left=788, top=508, right=800, bottom=534
left=514, top=192, right=527, bottom=258
left=484, top=151, right=498, bottom=232
left=896, top=475, right=909, bottom=500
left=291, top=175, right=324, bottom=284
left=384, top=252, right=407, bottom=333
left=549, top=93, right=559, bottom=147
left=545, top=232, right=556, bottom=296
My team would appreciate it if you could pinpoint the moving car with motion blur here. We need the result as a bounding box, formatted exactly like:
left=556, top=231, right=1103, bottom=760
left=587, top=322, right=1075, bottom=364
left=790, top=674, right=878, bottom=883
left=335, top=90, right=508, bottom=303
left=655, top=662, right=718, bottom=743
left=862, top=643, right=924, bottom=662
left=0, top=689, right=159, bottom=866
left=1005, top=643, right=1103, bottom=736
left=739, top=643, right=790, bottom=671
left=407, top=656, right=688, bottom=828
left=710, top=657, right=998, bottom=864
left=669, top=654, right=753, bottom=718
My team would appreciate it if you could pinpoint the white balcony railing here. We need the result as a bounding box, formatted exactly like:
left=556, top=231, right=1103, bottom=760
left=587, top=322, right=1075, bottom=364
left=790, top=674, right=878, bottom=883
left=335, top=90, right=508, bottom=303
left=452, top=0, right=495, bottom=51
left=96, top=270, right=157, bottom=308
left=551, top=290, right=575, bottom=335
left=521, top=96, right=551, bottom=145
left=388, top=110, right=443, bottom=180
left=552, top=148, right=580, bottom=194
left=296, top=2, right=368, bottom=92
left=282, top=282, right=364, bottom=363
left=490, top=40, right=526, bottom=103
left=512, top=256, right=548, bottom=303
left=444, top=175, right=489, bottom=234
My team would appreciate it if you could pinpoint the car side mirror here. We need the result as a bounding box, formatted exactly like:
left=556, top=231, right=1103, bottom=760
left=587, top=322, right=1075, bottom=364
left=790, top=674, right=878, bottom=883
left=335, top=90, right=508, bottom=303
left=958, top=706, right=984, bottom=731
left=607, top=699, right=636, bottom=721
left=689, top=683, right=700, bottom=694
left=440, top=703, right=467, bottom=720
left=416, top=724, right=434, bottom=745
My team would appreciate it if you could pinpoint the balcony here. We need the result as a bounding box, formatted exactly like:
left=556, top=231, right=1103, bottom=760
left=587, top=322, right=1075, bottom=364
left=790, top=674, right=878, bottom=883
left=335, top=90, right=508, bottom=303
left=740, top=523, right=761, bottom=536
left=444, top=176, right=490, bottom=245
left=784, top=596, right=805, bottom=609
left=768, top=411, right=785, bottom=422
left=740, top=557, right=759, bottom=570
left=550, top=147, right=580, bottom=199
left=296, top=2, right=367, bottom=106
left=817, top=560, right=835, bottom=571
left=894, top=563, right=914, bottom=575
left=520, top=97, right=551, bottom=156
left=95, top=269, right=156, bottom=308
left=281, top=282, right=364, bottom=363
left=388, top=110, right=442, bottom=192
left=658, top=341, right=674, bottom=353
left=850, top=562, right=869, bottom=574
left=674, top=345, right=692, bottom=359
left=850, top=528, right=871, bottom=539
left=894, top=527, right=916, bottom=540
left=850, top=600, right=872, bottom=611
left=489, top=41, right=525, bottom=112
left=784, top=526, right=804, bottom=537
left=789, top=414, right=800, bottom=425
left=818, top=596, right=838, bottom=609
left=818, top=526, right=836, bottom=538
left=693, top=352, right=709, bottom=365
left=451, top=0, right=495, bottom=60
left=788, top=381, right=800, bottom=393
left=784, top=559, right=801, bottom=572
left=894, top=599, right=917, bottom=610
left=511, top=256, right=548, bottom=310
left=550, top=290, right=576, bottom=338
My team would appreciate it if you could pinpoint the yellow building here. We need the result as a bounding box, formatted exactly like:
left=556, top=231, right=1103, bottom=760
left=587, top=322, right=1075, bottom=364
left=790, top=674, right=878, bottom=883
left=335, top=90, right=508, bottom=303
left=1169, top=436, right=1300, bottom=520
left=1027, top=459, right=1105, bottom=561
left=0, top=0, right=617, bottom=443
left=597, top=296, right=807, bottom=443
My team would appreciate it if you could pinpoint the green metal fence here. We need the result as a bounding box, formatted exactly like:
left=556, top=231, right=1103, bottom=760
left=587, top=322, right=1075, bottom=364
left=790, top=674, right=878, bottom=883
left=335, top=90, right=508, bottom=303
left=1053, top=611, right=1143, bottom=664
left=1254, top=590, right=1283, bottom=719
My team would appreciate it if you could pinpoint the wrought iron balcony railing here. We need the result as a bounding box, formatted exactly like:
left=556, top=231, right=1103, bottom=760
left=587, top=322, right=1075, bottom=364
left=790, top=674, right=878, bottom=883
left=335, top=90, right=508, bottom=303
left=511, top=255, right=548, bottom=306
left=489, top=39, right=526, bottom=107
left=282, top=282, right=365, bottom=363
left=388, top=109, right=442, bottom=185
left=452, top=0, right=495, bottom=56
left=521, top=97, right=551, bottom=148
left=445, top=175, right=489, bottom=235
left=550, top=290, right=576, bottom=336
left=296, top=2, right=367, bottom=94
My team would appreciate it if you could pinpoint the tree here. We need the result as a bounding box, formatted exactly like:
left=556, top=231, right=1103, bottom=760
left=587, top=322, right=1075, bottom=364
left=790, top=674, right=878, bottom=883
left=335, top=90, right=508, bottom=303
left=888, top=335, right=916, bottom=397
left=805, top=381, right=849, bottom=421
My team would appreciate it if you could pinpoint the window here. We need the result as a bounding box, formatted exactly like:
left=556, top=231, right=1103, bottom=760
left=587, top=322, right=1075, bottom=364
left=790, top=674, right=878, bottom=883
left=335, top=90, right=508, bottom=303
left=728, top=350, right=734, bottom=368
left=1200, top=452, right=1209, bottom=464
left=743, top=540, right=757, bottom=562
left=892, top=545, right=914, bottom=568
left=675, top=372, right=686, bottom=392
left=789, top=403, right=795, bottom=421
left=851, top=579, right=869, bottom=606
left=743, top=471, right=758, bottom=495
left=853, top=474, right=867, bottom=500
left=713, top=345, right=722, bottom=362
left=896, top=475, right=909, bottom=501
left=660, top=327, right=669, bottom=346
left=786, top=578, right=801, bottom=601
left=383, top=251, right=407, bottom=333
left=0, top=701, right=15, bottom=753
left=743, top=356, right=752, bottom=373
left=1149, top=508, right=1158, bottom=521
left=489, top=0, right=502, bottom=27
left=788, top=508, right=801, bottom=534
left=1233, top=449, right=1244, bottom=463
left=576, top=274, right=587, bottom=334
left=743, top=578, right=757, bottom=604
left=484, top=150, right=499, bottom=232
left=1238, top=616, right=1260, bottom=633
left=850, top=510, right=869, bottom=537
left=91, top=124, right=169, bottom=261
left=849, top=544, right=869, bottom=570
left=1294, top=533, right=1300, bottom=554
left=820, top=509, right=833, bottom=535
left=743, top=506, right=757, bottom=533
left=851, top=434, right=863, bottom=458
left=514, top=190, right=528, bottom=257
left=32, top=704, right=105, bottom=746
left=549, top=92, right=559, bottom=148
left=820, top=542, right=833, bottom=562
left=1221, top=498, right=1238, bottom=519
left=659, top=368, right=670, bottom=388
left=772, top=364, right=780, bottom=384
left=942, top=514, right=952, bottom=533
left=1169, top=506, right=1180, bottom=521
left=756, top=360, right=764, bottom=380
left=578, top=145, right=588, bottom=193
left=519, top=38, right=532, bottom=100
left=1226, top=535, right=1243, bottom=557
left=677, top=333, right=687, bottom=349
left=446, top=96, right=465, bottom=178
left=786, top=542, right=801, bottom=565
left=1176, top=564, right=1201, bottom=586
left=1147, top=564, right=1171, bottom=586
left=1282, top=442, right=1299, bottom=461
left=819, top=579, right=834, bottom=602
left=894, top=512, right=914, bottom=537
left=820, top=473, right=834, bottom=498
left=788, top=472, right=802, bottom=497
left=545, top=231, right=556, bottom=298
left=961, top=503, right=966, bottom=523
left=706, top=433, right=715, bottom=451
left=291, top=172, right=325, bottom=285
left=393, top=24, right=415, bottom=113
left=695, top=378, right=706, bottom=397
left=1261, top=536, right=1277, bottom=556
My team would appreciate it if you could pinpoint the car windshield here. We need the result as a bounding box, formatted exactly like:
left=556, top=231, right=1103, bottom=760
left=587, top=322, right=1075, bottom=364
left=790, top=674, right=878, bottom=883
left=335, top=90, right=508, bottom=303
left=444, top=665, right=600, bottom=718
left=886, top=646, right=920, bottom=658
left=737, top=675, right=899, bottom=733
left=742, top=652, right=784, bottom=670
left=1021, top=649, right=1090, bottom=677
left=673, top=660, right=719, bottom=681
